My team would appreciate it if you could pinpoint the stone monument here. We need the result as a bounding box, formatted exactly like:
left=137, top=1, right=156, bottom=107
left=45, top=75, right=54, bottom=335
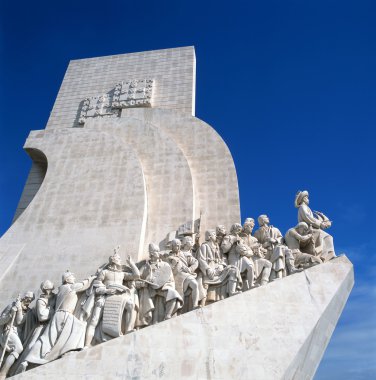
left=0, top=47, right=353, bottom=379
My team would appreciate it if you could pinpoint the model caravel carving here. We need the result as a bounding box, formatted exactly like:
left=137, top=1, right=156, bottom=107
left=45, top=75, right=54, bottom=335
left=0, top=191, right=336, bottom=378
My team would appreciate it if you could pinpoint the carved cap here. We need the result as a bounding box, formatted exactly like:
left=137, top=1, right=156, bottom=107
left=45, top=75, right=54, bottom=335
left=40, top=280, right=54, bottom=291
left=295, top=190, right=309, bottom=208
left=23, top=291, right=35, bottom=300
left=62, top=270, right=74, bottom=283
left=148, top=243, right=160, bottom=253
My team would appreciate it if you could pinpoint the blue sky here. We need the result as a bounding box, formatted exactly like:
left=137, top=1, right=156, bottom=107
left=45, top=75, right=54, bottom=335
left=1, top=1, right=375, bottom=378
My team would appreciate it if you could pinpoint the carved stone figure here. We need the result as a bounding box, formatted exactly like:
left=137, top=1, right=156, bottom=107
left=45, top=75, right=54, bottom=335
left=198, top=230, right=241, bottom=305
left=284, top=222, right=322, bottom=268
left=215, top=225, right=227, bottom=249
left=239, top=218, right=273, bottom=283
left=167, top=239, right=203, bottom=311
left=295, top=190, right=336, bottom=261
left=84, top=251, right=140, bottom=347
left=181, top=236, right=198, bottom=259
left=12, top=281, right=55, bottom=375
left=222, top=223, right=258, bottom=289
left=137, top=244, right=183, bottom=326
left=0, top=292, right=35, bottom=380
left=254, top=215, right=300, bottom=277
left=23, top=271, right=94, bottom=366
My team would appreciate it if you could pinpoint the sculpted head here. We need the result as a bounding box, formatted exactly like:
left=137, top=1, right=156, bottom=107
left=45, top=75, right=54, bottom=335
left=40, top=280, right=54, bottom=296
left=182, top=236, right=194, bottom=250
left=296, top=222, right=309, bottom=234
left=205, top=230, right=217, bottom=242
left=148, top=243, right=160, bottom=260
left=109, top=252, right=122, bottom=267
left=62, top=270, right=75, bottom=284
left=243, top=218, right=255, bottom=234
left=216, top=225, right=226, bottom=238
left=295, top=190, right=309, bottom=208
left=230, top=223, right=242, bottom=235
left=171, top=239, right=182, bottom=253
left=21, top=291, right=35, bottom=309
left=258, top=215, right=269, bottom=227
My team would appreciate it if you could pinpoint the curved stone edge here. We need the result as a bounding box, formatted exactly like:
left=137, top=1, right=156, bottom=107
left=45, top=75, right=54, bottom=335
left=0, top=127, right=147, bottom=303
left=283, top=257, right=354, bottom=380
left=13, top=256, right=354, bottom=380
left=121, top=108, right=241, bottom=234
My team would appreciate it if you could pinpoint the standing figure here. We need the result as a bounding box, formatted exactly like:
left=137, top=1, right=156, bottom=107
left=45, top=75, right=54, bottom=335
left=12, top=281, right=55, bottom=375
left=24, top=271, right=94, bottom=366
left=254, top=215, right=300, bottom=277
left=284, top=222, right=322, bottom=268
left=221, top=223, right=257, bottom=289
left=239, top=218, right=273, bottom=283
left=0, top=292, right=34, bottom=380
left=215, top=225, right=227, bottom=254
left=198, top=230, right=241, bottom=305
left=137, top=244, right=183, bottom=326
left=181, top=236, right=199, bottom=259
left=84, top=251, right=140, bottom=347
left=295, top=190, right=336, bottom=261
left=168, top=239, right=203, bottom=311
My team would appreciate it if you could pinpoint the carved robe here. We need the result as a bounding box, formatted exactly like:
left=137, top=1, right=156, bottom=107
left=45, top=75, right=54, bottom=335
left=25, top=279, right=92, bottom=365
left=253, top=226, right=285, bottom=273
left=11, top=295, right=55, bottom=375
left=284, top=228, right=322, bottom=268
left=169, top=251, right=199, bottom=298
left=239, top=232, right=273, bottom=277
left=298, top=204, right=335, bottom=260
left=221, top=234, right=254, bottom=273
left=137, top=260, right=182, bottom=326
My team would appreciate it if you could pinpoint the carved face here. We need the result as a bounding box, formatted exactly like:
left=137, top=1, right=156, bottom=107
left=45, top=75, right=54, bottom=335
left=216, top=225, right=226, bottom=237
left=209, top=231, right=217, bottom=242
left=110, top=255, right=122, bottom=266
left=65, top=275, right=75, bottom=284
left=21, top=296, right=34, bottom=309
left=149, top=247, right=160, bottom=260
left=303, top=195, right=309, bottom=205
left=243, top=222, right=254, bottom=234
left=231, top=224, right=242, bottom=235
left=171, top=240, right=181, bottom=253
left=183, top=237, right=193, bottom=249
left=260, top=215, right=269, bottom=225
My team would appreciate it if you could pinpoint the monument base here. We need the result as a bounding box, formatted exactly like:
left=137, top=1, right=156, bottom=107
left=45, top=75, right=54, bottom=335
left=14, top=256, right=353, bottom=380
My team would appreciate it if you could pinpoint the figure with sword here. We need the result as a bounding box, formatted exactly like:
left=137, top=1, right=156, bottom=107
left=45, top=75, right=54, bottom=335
left=0, top=292, right=34, bottom=379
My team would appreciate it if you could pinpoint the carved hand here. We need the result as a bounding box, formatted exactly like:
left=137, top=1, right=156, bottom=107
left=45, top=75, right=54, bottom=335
left=206, top=268, right=215, bottom=280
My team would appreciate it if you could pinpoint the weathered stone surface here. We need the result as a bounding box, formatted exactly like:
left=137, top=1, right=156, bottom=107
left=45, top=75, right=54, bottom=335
left=13, top=256, right=353, bottom=380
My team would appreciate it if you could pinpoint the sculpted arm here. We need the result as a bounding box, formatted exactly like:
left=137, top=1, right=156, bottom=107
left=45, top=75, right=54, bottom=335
left=187, top=255, right=199, bottom=273
left=299, top=205, right=322, bottom=229
left=36, top=299, right=51, bottom=322
left=72, top=275, right=96, bottom=292
left=198, top=245, right=210, bottom=274
left=123, top=255, right=141, bottom=281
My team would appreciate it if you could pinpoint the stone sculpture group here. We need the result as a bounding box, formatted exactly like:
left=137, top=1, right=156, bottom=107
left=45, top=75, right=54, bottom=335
left=0, top=190, right=336, bottom=378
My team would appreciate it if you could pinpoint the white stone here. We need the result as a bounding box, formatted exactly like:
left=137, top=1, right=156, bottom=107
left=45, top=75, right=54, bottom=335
left=12, top=256, right=354, bottom=380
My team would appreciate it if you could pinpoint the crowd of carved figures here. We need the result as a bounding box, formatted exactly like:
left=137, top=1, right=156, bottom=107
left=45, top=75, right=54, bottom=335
left=0, top=191, right=337, bottom=378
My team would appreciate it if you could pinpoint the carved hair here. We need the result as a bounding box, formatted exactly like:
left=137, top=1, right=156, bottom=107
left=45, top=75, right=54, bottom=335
left=205, top=230, right=216, bottom=241
left=148, top=243, right=159, bottom=253
left=181, top=236, right=193, bottom=245
left=171, top=239, right=182, bottom=248
left=40, top=280, right=54, bottom=292
left=257, top=215, right=268, bottom=226
left=230, top=223, right=242, bottom=234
